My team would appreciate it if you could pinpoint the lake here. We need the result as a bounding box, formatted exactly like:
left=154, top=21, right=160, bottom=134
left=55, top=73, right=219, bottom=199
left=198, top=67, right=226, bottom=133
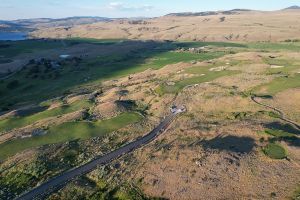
left=0, top=32, right=27, bottom=41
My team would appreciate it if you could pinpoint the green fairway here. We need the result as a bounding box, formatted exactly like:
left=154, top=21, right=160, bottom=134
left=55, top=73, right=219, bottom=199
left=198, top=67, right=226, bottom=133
left=254, top=73, right=300, bottom=95
left=247, top=42, right=300, bottom=52
left=0, top=42, right=227, bottom=108
left=263, top=143, right=287, bottom=159
left=177, top=41, right=248, bottom=48
left=264, top=129, right=296, bottom=138
left=157, top=65, right=239, bottom=95
left=0, top=40, right=65, bottom=58
left=67, top=38, right=126, bottom=45
left=0, top=112, right=143, bottom=160
left=263, top=58, right=300, bottom=74
left=0, top=100, right=93, bottom=133
left=144, top=51, right=226, bottom=70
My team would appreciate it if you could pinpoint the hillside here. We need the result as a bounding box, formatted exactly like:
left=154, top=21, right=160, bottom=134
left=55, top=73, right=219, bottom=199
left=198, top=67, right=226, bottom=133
left=0, top=17, right=111, bottom=32
left=30, top=9, right=300, bottom=42
left=284, top=5, right=300, bottom=10
left=1, top=6, right=300, bottom=200
left=0, top=38, right=299, bottom=199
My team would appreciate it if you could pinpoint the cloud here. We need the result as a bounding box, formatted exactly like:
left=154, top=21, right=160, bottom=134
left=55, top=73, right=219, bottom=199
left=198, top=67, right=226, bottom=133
left=108, top=2, right=153, bottom=12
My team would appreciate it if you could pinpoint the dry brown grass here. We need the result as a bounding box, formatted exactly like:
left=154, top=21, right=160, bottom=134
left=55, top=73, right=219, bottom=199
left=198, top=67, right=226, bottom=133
left=129, top=121, right=300, bottom=200
left=264, top=88, right=300, bottom=122
left=1, top=40, right=299, bottom=199
left=31, top=10, right=300, bottom=42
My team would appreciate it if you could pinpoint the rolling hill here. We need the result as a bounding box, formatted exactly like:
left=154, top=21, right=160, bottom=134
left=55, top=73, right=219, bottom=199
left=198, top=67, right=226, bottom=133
left=28, top=8, right=300, bottom=42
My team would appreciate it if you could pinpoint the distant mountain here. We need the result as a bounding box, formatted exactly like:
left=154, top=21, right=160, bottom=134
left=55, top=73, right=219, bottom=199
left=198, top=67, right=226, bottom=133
left=166, top=9, right=252, bottom=17
left=12, top=17, right=112, bottom=28
left=0, top=17, right=112, bottom=33
left=0, top=20, right=32, bottom=32
left=284, top=5, right=300, bottom=10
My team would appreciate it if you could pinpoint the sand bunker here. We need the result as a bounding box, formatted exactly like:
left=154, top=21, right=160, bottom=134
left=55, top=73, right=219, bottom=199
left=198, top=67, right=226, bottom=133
left=270, top=65, right=284, bottom=69
left=209, top=66, right=226, bottom=71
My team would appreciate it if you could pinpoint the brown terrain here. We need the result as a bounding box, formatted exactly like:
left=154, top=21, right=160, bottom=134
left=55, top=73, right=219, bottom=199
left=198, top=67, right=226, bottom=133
left=1, top=47, right=300, bottom=199
left=31, top=9, right=300, bottom=42
left=0, top=7, right=300, bottom=200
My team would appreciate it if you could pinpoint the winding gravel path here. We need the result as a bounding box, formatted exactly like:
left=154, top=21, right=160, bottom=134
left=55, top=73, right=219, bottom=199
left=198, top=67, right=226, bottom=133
left=16, top=109, right=184, bottom=200
left=251, top=96, right=300, bottom=130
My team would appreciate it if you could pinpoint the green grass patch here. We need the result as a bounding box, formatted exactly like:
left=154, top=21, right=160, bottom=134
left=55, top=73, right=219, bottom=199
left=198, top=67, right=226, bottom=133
left=66, top=38, right=126, bottom=45
left=263, top=58, right=300, bottom=75
left=268, top=111, right=281, bottom=119
left=157, top=65, right=239, bottom=94
left=263, top=143, right=287, bottom=159
left=177, top=41, right=248, bottom=48
left=264, top=129, right=295, bottom=138
left=143, top=51, right=226, bottom=70
left=0, top=112, right=142, bottom=160
left=0, top=40, right=65, bottom=58
left=0, top=100, right=93, bottom=133
left=0, top=42, right=227, bottom=108
left=247, top=42, right=300, bottom=52
left=254, top=73, right=300, bottom=95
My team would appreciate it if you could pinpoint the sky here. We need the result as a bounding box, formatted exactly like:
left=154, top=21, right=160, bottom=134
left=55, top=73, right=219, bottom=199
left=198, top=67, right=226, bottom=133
left=0, top=0, right=300, bottom=20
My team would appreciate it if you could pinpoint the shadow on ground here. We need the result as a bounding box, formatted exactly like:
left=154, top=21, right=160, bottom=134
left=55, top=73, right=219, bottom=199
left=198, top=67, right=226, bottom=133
left=271, top=136, right=300, bottom=147
left=265, top=122, right=300, bottom=147
left=265, top=122, right=300, bottom=135
left=268, top=135, right=300, bottom=148
left=199, top=135, right=256, bottom=154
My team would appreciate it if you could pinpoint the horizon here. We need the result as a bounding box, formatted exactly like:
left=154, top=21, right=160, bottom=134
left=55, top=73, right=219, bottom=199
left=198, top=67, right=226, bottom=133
left=0, top=0, right=299, bottom=20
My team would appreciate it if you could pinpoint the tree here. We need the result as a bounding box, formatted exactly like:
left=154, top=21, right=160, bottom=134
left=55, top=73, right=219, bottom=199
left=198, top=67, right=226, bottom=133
left=116, top=89, right=129, bottom=100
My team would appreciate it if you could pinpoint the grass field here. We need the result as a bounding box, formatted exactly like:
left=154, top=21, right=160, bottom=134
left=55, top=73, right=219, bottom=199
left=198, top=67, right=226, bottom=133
left=263, top=58, right=300, bottom=74
left=264, top=129, right=296, bottom=138
left=178, top=41, right=300, bottom=52
left=0, top=41, right=228, bottom=109
left=66, top=38, right=126, bottom=45
left=2, top=39, right=299, bottom=109
left=254, top=73, right=300, bottom=95
left=175, top=41, right=248, bottom=48
left=0, top=100, right=92, bottom=133
left=263, top=143, right=287, bottom=159
left=247, top=42, right=300, bottom=52
left=0, top=112, right=142, bottom=160
left=0, top=40, right=65, bottom=58
left=156, top=65, right=239, bottom=95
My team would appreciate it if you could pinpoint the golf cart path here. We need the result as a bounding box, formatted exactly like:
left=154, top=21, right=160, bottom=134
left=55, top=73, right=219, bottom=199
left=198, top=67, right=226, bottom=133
left=17, top=108, right=185, bottom=200
left=251, top=96, right=300, bottom=130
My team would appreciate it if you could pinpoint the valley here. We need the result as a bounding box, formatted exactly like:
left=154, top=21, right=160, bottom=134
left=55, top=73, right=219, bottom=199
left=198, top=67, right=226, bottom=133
left=0, top=6, right=300, bottom=200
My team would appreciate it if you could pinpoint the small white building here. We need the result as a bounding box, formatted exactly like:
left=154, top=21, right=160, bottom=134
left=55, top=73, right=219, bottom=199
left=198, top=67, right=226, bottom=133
left=59, top=55, right=70, bottom=59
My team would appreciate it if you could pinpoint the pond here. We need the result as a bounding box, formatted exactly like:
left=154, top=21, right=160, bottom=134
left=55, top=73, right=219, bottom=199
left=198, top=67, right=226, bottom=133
left=0, top=32, right=27, bottom=41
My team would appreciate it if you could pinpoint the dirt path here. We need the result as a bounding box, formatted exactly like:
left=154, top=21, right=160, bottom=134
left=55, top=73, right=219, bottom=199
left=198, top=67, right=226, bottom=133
left=17, top=109, right=184, bottom=200
left=251, top=96, right=300, bottom=130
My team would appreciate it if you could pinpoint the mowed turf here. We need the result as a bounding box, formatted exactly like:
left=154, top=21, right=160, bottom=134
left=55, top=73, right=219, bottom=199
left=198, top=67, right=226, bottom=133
left=0, top=100, right=92, bottom=133
left=263, top=143, right=287, bottom=159
left=156, top=65, right=239, bottom=95
left=0, top=112, right=143, bottom=160
left=255, top=73, right=300, bottom=95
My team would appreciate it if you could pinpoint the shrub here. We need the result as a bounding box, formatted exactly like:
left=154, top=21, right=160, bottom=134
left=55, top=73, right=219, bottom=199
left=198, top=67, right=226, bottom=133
left=6, top=80, right=20, bottom=89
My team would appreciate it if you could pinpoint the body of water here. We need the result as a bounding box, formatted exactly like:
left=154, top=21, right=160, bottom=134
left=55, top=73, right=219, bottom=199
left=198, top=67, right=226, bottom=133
left=0, top=32, right=27, bottom=41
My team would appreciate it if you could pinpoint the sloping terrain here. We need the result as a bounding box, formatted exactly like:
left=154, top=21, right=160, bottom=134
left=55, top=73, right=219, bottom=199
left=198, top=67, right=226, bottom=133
left=0, top=38, right=299, bottom=199
left=0, top=17, right=112, bottom=32
left=31, top=9, right=300, bottom=42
